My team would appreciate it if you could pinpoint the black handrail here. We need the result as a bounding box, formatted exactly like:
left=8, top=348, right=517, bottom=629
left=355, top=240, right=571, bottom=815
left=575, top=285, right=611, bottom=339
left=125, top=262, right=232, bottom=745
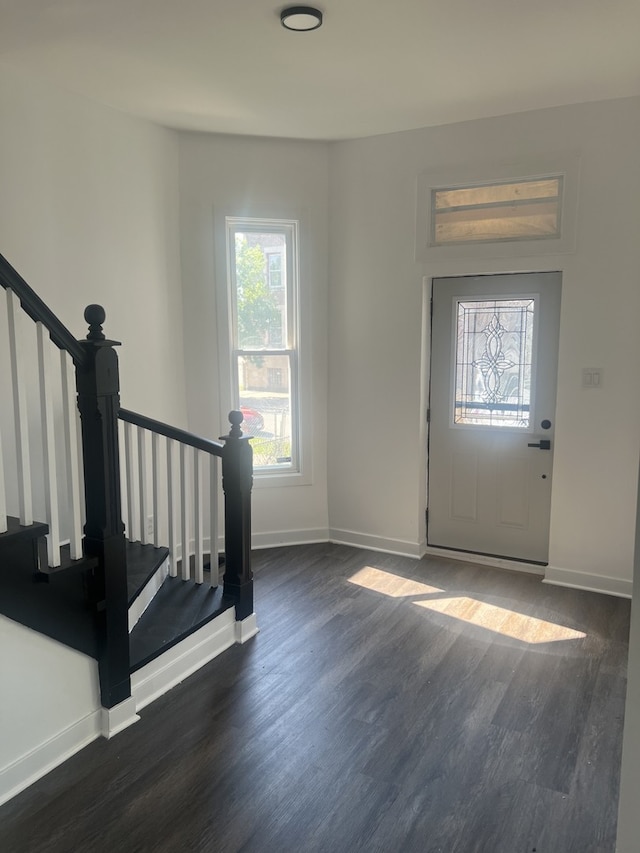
left=0, top=253, right=86, bottom=365
left=119, top=408, right=225, bottom=457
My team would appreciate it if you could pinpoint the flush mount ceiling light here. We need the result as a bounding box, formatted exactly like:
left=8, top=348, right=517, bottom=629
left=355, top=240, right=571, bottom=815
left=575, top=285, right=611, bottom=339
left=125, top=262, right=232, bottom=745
left=280, top=6, right=323, bottom=31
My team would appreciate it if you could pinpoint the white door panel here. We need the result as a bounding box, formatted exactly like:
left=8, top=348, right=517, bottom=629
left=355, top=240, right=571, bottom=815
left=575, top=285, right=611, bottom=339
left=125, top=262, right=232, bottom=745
left=428, top=273, right=561, bottom=564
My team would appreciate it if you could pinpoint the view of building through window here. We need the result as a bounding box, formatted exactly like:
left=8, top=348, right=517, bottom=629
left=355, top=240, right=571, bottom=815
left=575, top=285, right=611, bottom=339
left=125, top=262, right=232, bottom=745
left=227, top=220, right=298, bottom=470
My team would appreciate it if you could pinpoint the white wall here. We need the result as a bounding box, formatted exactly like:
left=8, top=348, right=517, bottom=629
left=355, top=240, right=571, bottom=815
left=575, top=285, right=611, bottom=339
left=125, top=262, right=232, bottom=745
left=328, top=97, right=640, bottom=591
left=0, top=64, right=186, bottom=424
left=178, top=132, right=329, bottom=543
left=0, top=615, right=102, bottom=805
left=0, top=63, right=187, bottom=541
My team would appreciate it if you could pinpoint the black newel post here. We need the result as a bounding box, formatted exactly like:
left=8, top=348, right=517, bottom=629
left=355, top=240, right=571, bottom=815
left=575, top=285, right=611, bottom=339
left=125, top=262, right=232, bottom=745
left=76, top=305, right=130, bottom=709
left=220, top=411, right=254, bottom=620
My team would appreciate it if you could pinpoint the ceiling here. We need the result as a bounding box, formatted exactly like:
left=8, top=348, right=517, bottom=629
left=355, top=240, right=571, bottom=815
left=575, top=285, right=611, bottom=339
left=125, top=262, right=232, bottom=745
left=1, top=0, right=639, bottom=140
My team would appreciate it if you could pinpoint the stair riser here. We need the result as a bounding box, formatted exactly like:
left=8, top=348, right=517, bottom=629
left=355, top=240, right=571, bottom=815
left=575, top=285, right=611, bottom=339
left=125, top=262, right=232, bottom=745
left=127, top=557, right=170, bottom=632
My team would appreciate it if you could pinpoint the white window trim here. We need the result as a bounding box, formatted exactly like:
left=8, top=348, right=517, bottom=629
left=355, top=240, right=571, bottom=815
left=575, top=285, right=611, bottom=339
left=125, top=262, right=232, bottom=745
left=416, top=153, right=580, bottom=262
left=215, top=211, right=312, bottom=488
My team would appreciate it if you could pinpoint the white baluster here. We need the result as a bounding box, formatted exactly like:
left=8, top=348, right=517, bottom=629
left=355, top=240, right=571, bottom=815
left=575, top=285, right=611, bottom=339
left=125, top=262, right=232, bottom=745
left=180, top=442, right=190, bottom=580
left=193, top=448, right=204, bottom=584
left=118, top=420, right=128, bottom=536
left=138, top=427, right=149, bottom=546
left=166, top=438, right=177, bottom=576
left=36, top=323, right=61, bottom=566
left=0, top=429, right=7, bottom=533
left=152, top=431, right=161, bottom=547
left=209, top=455, right=219, bottom=587
left=76, top=405, right=86, bottom=527
left=124, top=420, right=137, bottom=541
left=60, top=350, right=83, bottom=560
left=6, top=289, right=33, bottom=525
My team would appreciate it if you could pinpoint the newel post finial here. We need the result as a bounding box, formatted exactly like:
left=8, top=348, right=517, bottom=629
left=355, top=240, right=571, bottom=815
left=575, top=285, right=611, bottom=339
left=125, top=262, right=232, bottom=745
left=228, top=409, right=244, bottom=438
left=84, top=304, right=106, bottom=341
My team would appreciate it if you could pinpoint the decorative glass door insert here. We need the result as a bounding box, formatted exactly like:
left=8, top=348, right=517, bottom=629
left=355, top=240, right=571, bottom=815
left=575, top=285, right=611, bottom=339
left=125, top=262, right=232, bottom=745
left=454, top=298, right=536, bottom=429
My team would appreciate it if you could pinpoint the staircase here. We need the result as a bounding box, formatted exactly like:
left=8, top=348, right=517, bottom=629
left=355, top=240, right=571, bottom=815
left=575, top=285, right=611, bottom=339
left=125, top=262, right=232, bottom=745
left=0, top=253, right=256, bottom=802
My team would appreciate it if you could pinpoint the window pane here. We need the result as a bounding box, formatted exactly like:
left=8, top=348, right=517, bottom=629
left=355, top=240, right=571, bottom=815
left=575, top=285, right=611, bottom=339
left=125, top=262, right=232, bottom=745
left=233, top=232, right=287, bottom=349
left=238, top=353, right=293, bottom=467
left=454, top=299, right=535, bottom=428
left=435, top=179, right=561, bottom=209
left=227, top=216, right=299, bottom=474
left=267, top=251, right=284, bottom=290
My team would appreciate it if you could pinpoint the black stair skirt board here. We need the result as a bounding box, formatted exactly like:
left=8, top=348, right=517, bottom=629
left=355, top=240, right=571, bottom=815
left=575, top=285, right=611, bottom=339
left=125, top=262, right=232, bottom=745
left=125, top=541, right=170, bottom=606
left=129, top=575, right=232, bottom=673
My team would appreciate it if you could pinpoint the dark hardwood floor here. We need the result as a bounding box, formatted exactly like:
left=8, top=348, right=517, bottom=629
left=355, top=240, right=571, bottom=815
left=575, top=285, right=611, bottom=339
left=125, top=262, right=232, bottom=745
left=0, top=544, right=630, bottom=853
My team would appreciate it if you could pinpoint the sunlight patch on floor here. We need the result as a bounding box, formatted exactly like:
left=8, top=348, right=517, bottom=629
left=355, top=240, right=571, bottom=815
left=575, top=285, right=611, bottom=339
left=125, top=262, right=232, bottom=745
left=348, top=566, right=444, bottom=597
left=413, top=597, right=586, bottom=643
left=348, top=566, right=586, bottom=644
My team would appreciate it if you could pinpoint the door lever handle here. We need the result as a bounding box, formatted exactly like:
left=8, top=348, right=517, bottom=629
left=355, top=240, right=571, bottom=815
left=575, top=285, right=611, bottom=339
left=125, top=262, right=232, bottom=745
left=528, top=439, right=551, bottom=450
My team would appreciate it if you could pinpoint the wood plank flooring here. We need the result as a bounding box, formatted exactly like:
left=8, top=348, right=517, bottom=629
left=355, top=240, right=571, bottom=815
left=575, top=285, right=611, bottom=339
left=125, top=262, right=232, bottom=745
left=0, top=544, right=630, bottom=853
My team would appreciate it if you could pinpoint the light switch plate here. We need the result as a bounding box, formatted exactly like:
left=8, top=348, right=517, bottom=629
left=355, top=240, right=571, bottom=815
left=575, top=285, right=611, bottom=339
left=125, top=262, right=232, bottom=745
left=582, top=368, right=603, bottom=388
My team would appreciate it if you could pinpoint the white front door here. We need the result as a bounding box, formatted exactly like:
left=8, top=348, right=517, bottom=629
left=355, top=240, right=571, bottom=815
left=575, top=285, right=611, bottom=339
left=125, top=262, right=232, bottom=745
left=428, top=272, right=561, bottom=564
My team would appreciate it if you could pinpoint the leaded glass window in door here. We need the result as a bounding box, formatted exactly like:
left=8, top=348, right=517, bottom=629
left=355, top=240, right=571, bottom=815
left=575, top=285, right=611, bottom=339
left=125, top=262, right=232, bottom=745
left=454, top=298, right=536, bottom=428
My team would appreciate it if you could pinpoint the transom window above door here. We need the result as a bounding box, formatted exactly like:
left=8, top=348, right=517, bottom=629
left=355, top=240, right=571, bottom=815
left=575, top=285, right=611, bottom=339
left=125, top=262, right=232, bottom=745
left=431, top=177, right=563, bottom=246
left=415, top=154, right=580, bottom=260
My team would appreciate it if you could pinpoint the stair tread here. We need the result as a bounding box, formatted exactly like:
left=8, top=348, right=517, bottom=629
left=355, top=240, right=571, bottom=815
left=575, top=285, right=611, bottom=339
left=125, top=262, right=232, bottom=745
left=1, top=530, right=230, bottom=671
left=39, top=544, right=99, bottom=575
left=125, top=541, right=170, bottom=605
left=129, top=574, right=232, bottom=672
left=0, top=537, right=98, bottom=658
left=0, top=516, right=48, bottom=544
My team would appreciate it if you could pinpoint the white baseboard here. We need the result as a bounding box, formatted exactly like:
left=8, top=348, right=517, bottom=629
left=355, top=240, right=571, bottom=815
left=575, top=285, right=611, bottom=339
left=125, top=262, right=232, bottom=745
left=235, top=613, right=259, bottom=643
left=543, top=566, right=632, bottom=598
left=131, top=608, right=237, bottom=711
left=0, top=711, right=102, bottom=807
left=328, top=528, right=423, bottom=558
left=251, top=528, right=330, bottom=549
left=421, top=545, right=545, bottom=576
left=100, top=696, right=140, bottom=738
left=128, top=556, right=169, bottom=632
left=421, top=547, right=632, bottom=598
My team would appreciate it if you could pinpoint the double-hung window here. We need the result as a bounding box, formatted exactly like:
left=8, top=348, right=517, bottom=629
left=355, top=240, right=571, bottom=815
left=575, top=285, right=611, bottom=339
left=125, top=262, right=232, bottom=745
left=226, top=217, right=299, bottom=473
